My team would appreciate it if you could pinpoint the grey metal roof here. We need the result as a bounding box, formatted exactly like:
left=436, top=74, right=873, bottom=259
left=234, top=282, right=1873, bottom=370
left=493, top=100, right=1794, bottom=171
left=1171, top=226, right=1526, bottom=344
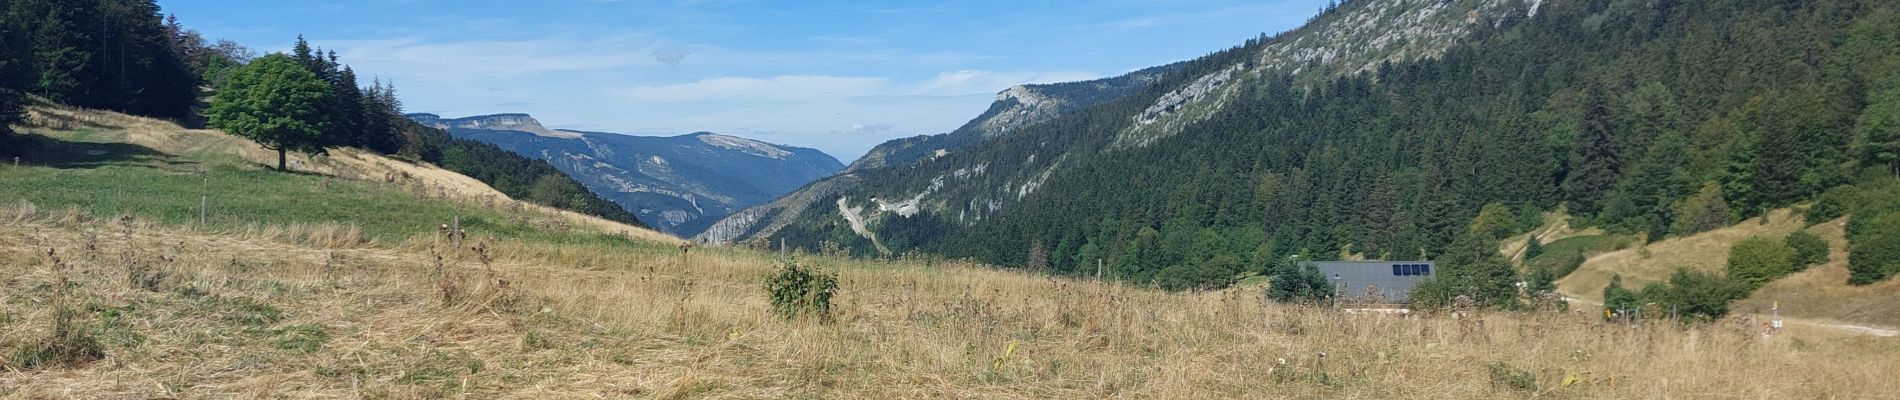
left=1305, top=261, right=1436, bottom=303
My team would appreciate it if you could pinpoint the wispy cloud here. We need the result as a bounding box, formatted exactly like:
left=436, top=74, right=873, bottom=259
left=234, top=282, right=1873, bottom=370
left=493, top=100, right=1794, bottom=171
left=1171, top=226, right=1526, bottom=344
left=619, top=75, right=889, bottom=102
left=616, top=69, right=1098, bottom=103
left=327, top=35, right=666, bottom=77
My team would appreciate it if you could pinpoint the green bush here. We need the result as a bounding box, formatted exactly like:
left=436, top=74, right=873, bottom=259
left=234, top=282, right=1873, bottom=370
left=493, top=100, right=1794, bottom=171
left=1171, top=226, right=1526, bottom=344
left=1468, top=203, right=1521, bottom=240
left=763, top=259, right=839, bottom=321
left=1848, top=213, right=1900, bottom=285
left=1673, top=182, right=1734, bottom=236
left=1785, top=231, right=1830, bottom=268
left=1412, top=234, right=1521, bottom=310
left=1487, top=362, right=1537, bottom=392
left=1602, top=274, right=1641, bottom=319
left=1727, top=236, right=1796, bottom=289
left=1806, top=185, right=1859, bottom=224
left=1638, top=269, right=1749, bottom=321
left=1267, top=261, right=1333, bottom=304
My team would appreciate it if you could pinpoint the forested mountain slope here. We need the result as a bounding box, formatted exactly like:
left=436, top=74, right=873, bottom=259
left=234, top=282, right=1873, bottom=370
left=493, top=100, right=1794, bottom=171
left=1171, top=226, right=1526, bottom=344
left=720, top=0, right=1900, bottom=291
left=411, top=113, right=843, bottom=235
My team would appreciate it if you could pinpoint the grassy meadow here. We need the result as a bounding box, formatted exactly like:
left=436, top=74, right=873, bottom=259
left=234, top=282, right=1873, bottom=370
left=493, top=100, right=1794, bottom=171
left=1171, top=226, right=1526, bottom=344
left=1, top=110, right=1897, bottom=398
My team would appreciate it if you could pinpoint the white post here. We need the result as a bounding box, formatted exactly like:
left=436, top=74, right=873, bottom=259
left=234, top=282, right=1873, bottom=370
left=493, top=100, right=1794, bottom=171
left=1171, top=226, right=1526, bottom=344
left=199, top=195, right=207, bottom=228
left=1772, top=301, right=1782, bottom=333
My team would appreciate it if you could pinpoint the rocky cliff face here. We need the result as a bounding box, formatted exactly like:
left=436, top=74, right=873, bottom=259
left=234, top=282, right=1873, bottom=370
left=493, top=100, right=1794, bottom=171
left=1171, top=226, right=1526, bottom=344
left=410, top=113, right=581, bottom=139
left=409, top=114, right=844, bottom=236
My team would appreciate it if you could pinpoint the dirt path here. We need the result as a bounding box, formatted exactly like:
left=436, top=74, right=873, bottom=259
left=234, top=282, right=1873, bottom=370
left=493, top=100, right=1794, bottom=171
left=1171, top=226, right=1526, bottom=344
left=1561, top=295, right=1898, bottom=337
left=835, top=196, right=891, bottom=254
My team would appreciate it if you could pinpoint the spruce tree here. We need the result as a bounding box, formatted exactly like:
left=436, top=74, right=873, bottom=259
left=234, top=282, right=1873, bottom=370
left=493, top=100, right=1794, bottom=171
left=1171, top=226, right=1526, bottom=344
left=28, top=3, right=89, bottom=102
left=1603, top=131, right=1692, bottom=239
left=1564, top=86, right=1623, bottom=218
left=329, top=65, right=365, bottom=147
left=1860, top=75, right=1900, bottom=176
left=0, top=0, right=29, bottom=139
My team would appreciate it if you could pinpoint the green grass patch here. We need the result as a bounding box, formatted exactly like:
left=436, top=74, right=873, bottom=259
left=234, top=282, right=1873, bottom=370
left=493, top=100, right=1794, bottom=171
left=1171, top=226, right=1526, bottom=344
left=0, top=132, right=656, bottom=248
left=272, top=324, right=331, bottom=354
left=1527, top=234, right=1634, bottom=279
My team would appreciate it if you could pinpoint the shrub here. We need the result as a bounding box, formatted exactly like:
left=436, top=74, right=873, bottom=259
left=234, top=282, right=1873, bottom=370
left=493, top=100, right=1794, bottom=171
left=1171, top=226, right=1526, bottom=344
left=1487, top=362, right=1537, bottom=392
left=763, top=259, right=839, bottom=321
left=1413, top=235, right=1520, bottom=310
left=1673, top=182, right=1734, bottom=236
left=1727, top=236, right=1796, bottom=289
left=1805, top=185, right=1858, bottom=224
left=1468, top=203, right=1520, bottom=240
left=1267, top=261, right=1333, bottom=303
left=1848, top=213, right=1900, bottom=285
left=1785, top=231, right=1830, bottom=268
left=1602, top=274, right=1640, bottom=319
left=1638, top=269, right=1749, bottom=321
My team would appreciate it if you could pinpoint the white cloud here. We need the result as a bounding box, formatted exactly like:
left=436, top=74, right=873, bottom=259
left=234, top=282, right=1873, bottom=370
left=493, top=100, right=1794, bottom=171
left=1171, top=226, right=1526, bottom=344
left=326, top=35, right=667, bottom=77
left=615, top=69, right=1100, bottom=103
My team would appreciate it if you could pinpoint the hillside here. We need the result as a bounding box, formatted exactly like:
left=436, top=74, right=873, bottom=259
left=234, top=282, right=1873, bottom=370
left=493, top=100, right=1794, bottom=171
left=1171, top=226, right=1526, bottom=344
left=4, top=105, right=673, bottom=245
left=2, top=106, right=1897, bottom=397
left=707, top=0, right=1900, bottom=295
left=411, top=113, right=843, bottom=235
left=698, top=65, right=1184, bottom=245
left=1551, top=209, right=1900, bottom=327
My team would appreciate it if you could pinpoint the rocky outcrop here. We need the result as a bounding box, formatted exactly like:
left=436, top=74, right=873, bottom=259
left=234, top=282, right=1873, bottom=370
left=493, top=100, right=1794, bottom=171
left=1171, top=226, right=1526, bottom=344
left=410, top=113, right=582, bottom=139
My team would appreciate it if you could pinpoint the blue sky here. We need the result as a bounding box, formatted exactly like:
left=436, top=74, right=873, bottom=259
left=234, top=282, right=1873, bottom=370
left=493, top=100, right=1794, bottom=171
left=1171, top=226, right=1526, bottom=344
left=160, top=0, right=1328, bottom=161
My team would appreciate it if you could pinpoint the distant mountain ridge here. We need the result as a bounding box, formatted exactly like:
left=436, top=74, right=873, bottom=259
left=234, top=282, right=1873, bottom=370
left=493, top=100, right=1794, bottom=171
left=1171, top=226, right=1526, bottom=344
left=409, top=113, right=844, bottom=235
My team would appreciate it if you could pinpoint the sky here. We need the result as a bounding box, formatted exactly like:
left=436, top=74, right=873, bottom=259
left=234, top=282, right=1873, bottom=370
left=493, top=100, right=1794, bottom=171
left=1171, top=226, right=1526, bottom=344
left=159, top=0, right=1329, bottom=162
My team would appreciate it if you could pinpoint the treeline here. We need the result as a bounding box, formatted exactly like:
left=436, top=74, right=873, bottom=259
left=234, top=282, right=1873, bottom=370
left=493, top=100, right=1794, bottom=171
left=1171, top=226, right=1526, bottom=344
left=784, top=0, right=1900, bottom=303
left=0, top=1, right=644, bottom=228
left=0, top=0, right=200, bottom=123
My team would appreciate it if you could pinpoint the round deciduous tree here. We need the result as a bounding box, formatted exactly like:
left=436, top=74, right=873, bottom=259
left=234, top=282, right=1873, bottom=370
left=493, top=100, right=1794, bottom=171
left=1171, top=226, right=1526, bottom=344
left=1727, top=236, right=1795, bottom=290
left=207, top=53, right=332, bottom=171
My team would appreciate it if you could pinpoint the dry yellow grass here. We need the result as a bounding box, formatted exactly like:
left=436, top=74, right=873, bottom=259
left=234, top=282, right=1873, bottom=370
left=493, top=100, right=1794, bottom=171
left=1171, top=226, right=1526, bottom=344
left=1555, top=209, right=1807, bottom=302
left=2, top=204, right=1896, bottom=398
left=1733, top=219, right=1900, bottom=327
left=1553, top=208, right=1900, bottom=329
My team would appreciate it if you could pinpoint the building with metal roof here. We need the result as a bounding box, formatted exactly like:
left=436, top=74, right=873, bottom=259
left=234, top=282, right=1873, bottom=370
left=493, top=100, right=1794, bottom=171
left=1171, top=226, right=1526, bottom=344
left=1305, top=261, right=1436, bottom=303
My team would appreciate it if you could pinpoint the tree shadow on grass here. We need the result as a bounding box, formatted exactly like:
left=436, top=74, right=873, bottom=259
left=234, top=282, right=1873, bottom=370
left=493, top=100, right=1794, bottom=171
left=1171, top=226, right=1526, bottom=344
left=1, top=134, right=195, bottom=171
